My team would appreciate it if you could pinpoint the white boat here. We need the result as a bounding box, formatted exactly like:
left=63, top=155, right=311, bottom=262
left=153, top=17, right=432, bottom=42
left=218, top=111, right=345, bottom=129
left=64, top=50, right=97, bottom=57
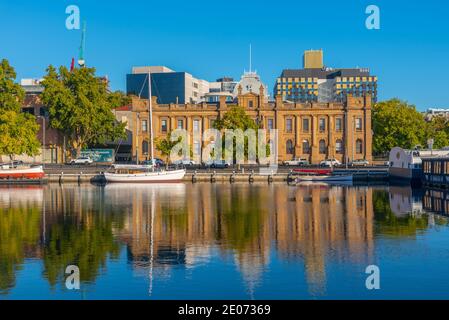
left=104, top=165, right=185, bottom=183
left=296, top=174, right=353, bottom=182
left=0, top=164, right=45, bottom=180
left=103, top=71, right=187, bottom=184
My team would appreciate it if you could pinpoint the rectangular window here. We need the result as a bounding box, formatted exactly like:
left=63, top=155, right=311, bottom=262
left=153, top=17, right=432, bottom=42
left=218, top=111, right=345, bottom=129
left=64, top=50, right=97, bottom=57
left=193, top=119, right=200, bottom=132
left=319, top=118, right=326, bottom=132
left=248, top=100, right=254, bottom=108
left=335, top=118, right=342, bottom=131
left=355, top=118, right=363, bottom=130
left=210, top=118, right=216, bottom=129
left=267, top=119, right=274, bottom=130
left=336, top=140, right=343, bottom=154
left=302, top=118, right=310, bottom=132
left=161, top=119, right=167, bottom=133
left=177, top=119, right=184, bottom=129
left=285, top=118, right=293, bottom=133
left=142, top=120, right=148, bottom=132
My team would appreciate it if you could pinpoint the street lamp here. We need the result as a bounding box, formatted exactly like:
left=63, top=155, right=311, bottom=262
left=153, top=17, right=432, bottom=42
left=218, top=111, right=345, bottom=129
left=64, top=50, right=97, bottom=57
left=37, top=116, right=46, bottom=166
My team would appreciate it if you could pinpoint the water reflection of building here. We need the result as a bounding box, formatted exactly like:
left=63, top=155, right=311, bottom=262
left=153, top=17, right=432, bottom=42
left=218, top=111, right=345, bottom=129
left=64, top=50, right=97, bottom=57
left=273, top=185, right=374, bottom=294
left=389, top=186, right=424, bottom=216
left=108, top=183, right=376, bottom=296
left=423, top=189, right=449, bottom=217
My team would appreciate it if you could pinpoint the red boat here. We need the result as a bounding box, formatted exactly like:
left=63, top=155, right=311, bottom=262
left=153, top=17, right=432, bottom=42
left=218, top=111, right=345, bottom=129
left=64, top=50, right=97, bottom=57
left=0, top=165, right=45, bottom=180
left=293, top=168, right=333, bottom=175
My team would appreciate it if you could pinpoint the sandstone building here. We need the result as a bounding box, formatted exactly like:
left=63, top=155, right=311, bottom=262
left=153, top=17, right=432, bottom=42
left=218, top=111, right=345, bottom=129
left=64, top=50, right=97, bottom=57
left=116, top=85, right=372, bottom=165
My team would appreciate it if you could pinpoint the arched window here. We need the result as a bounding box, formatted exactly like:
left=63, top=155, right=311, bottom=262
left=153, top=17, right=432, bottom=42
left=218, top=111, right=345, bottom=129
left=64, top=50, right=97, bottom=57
left=286, top=140, right=294, bottom=155
left=356, top=139, right=363, bottom=154
left=336, top=139, right=344, bottom=154
left=142, top=141, right=149, bottom=155
left=302, top=140, right=310, bottom=154
left=319, top=140, right=327, bottom=154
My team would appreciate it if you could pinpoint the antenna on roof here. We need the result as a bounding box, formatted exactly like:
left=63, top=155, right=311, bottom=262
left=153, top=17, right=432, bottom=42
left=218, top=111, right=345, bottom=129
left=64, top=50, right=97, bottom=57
left=249, top=44, right=252, bottom=73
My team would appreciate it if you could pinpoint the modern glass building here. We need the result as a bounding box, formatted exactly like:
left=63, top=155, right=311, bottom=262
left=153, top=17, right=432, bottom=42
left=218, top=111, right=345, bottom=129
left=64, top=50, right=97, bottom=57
left=126, top=66, right=210, bottom=104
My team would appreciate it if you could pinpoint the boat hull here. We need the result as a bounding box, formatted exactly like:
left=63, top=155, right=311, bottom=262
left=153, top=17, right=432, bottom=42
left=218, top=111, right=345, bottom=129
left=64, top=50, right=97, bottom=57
left=103, top=169, right=186, bottom=183
left=0, top=166, right=45, bottom=180
left=297, top=175, right=353, bottom=182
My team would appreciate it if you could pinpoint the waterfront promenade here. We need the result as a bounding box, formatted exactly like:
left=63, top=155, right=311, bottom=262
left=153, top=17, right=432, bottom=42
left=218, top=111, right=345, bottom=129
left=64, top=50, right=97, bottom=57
left=21, top=164, right=389, bottom=184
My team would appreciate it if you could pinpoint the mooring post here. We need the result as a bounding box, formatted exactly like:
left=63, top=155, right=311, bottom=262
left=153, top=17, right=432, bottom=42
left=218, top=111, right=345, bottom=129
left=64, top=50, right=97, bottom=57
left=268, top=170, right=274, bottom=184
left=211, top=171, right=216, bottom=183
left=249, top=169, right=254, bottom=183
left=230, top=170, right=235, bottom=183
left=287, top=169, right=294, bottom=184
left=59, top=172, right=64, bottom=185
left=192, top=170, right=197, bottom=183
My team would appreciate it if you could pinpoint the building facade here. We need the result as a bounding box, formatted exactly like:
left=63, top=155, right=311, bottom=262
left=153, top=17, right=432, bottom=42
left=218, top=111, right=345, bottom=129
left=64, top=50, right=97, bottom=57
left=126, top=66, right=210, bottom=104
left=120, top=87, right=372, bottom=165
left=275, top=51, right=378, bottom=103
left=17, top=79, right=65, bottom=163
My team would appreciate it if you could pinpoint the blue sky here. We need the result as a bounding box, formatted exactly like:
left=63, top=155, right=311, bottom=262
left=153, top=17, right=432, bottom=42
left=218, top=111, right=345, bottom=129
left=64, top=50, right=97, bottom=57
left=1, top=0, right=448, bottom=110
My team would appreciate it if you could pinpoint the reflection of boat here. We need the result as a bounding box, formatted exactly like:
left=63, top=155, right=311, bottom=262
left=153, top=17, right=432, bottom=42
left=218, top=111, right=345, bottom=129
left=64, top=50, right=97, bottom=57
left=103, top=165, right=186, bottom=183
left=297, top=175, right=353, bottom=182
left=0, top=165, right=45, bottom=180
left=0, top=186, right=44, bottom=205
left=294, top=168, right=353, bottom=183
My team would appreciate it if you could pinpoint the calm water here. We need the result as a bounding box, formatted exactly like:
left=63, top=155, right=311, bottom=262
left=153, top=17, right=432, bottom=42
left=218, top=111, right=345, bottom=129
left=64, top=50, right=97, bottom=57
left=0, top=183, right=448, bottom=300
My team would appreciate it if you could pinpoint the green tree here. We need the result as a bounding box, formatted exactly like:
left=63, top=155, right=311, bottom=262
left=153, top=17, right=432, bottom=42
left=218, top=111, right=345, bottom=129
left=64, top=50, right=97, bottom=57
left=213, top=106, right=270, bottom=162
left=372, top=99, right=427, bottom=155
left=155, top=131, right=192, bottom=164
left=0, top=59, right=40, bottom=161
left=426, top=115, right=449, bottom=149
left=40, top=65, right=130, bottom=156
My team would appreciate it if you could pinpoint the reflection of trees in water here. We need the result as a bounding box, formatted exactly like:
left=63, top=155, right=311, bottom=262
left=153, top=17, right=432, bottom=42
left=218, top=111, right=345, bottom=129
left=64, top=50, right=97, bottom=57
left=0, top=206, right=41, bottom=294
left=373, top=190, right=429, bottom=236
left=41, top=186, right=126, bottom=288
left=0, top=186, right=127, bottom=293
left=42, top=211, right=123, bottom=288
left=4, top=185, right=448, bottom=297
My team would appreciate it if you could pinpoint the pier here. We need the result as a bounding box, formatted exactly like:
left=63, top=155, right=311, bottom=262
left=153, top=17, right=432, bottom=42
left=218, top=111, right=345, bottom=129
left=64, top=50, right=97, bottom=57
left=11, top=166, right=391, bottom=185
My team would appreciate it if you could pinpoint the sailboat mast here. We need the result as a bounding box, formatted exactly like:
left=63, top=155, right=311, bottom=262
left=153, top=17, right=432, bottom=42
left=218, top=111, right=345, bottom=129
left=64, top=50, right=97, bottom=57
left=148, top=73, right=155, bottom=165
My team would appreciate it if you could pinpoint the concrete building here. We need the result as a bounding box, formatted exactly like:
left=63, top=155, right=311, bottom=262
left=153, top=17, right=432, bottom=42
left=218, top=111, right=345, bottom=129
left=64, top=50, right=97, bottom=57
left=126, top=66, right=210, bottom=104
left=275, top=51, right=378, bottom=103
left=119, top=87, right=372, bottom=165
left=303, top=49, right=324, bottom=69
left=424, top=108, right=449, bottom=121
left=18, top=79, right=65, bottom=163
left=232, top=71, right=269, bottom=101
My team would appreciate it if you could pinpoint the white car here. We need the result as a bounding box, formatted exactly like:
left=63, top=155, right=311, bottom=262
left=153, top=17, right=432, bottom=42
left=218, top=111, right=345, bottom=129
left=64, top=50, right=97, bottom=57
left=283, top=158, right=309, bottom=166
left=350, top=159, right=370, bottom=167
left=320, top=159, right=341, bottom=167
left=173, top=159, right=196, bottom=166
left=70, top=157, right=93, bottom=165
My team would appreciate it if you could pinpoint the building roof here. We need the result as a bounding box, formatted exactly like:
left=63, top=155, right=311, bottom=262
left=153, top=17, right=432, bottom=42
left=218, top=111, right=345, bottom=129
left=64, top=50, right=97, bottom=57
left=280, top=68, right=372, bottom=79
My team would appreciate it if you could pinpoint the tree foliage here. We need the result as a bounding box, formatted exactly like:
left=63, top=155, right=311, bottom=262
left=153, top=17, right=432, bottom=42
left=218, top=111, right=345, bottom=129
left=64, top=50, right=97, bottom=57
left=213, top=106, right=270, bottom=162
left=155, top=131, right=184, bottom=163
left=373, top=99, right=449, bottom=155
left=40, top=65, right=130, bottom=156
left=0, top=59, right=40, bottom=160
left=373, top=99, right=427, bottom=154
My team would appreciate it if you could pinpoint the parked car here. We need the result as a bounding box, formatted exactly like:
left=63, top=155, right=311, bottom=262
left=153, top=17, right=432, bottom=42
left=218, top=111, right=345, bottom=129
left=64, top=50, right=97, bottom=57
left=350, top=159, right=370, bottom=167
left=10, top=160, right=24, bottom=168
left=209, top=160, right=231, bottom=169
left=173, top=159, right=196, bottom=166
left=283, top=158, right=309, bottom=166
left=319, top=159, right=341, bottom=167
left=70, top=157, right=93, bottom=165
left=141, top=158, right=165, bottom=167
